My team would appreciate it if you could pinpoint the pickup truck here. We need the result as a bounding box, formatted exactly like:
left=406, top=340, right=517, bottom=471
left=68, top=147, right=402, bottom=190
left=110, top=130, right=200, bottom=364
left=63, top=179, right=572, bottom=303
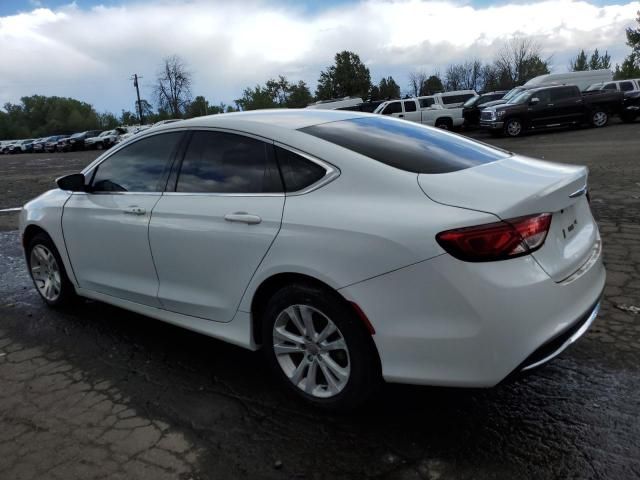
left=480, top=85, right=624, bottom=137
left=373, top=97, right=465, bottom=130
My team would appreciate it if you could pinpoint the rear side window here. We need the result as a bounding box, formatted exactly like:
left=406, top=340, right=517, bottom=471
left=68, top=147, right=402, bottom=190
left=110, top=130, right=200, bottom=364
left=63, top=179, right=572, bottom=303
left=550, top=87, right=578, bottom=100
left=275, top=146, right=326, bottom=192
left=603, top=83, right=617, bottom=90
left=403, top=101, right=417, bottom=112
left=176, top=131, right=282, bottom=193
left=300, top=116, right=510, bottom=174
left=382, top=102, right=402, bottom=115
left=441, top=94, right=475, bottom=105
left=419, top=97, right=435, bottom=108
left=91, top=132, right=183, bottom=192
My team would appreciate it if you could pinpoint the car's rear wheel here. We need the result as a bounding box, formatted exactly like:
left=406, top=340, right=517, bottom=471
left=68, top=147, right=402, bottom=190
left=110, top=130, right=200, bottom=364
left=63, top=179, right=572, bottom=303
left=435, top=118, right=452, bottom=130
left=591, top=110, right=608, bottom=127
left=504, top=118, right=523, bottom=137
left=262, top=283, right=380, bottom=411
left=27, top=233, right=76, bottom=307
left=96, top=142, right=104, bottom=150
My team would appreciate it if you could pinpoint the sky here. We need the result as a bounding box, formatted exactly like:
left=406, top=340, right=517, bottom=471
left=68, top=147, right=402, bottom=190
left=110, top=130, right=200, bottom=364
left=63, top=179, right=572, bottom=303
left=0, top=0, right=639, bottom=114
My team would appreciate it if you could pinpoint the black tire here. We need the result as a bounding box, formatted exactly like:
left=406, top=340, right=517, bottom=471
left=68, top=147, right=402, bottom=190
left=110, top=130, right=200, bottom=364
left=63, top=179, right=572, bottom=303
left=435, top=118, right=452, bottom=130
left=26, top=232, right=77, bottom=308
left=96, top=142, right=104, bottom=150
left=261, top=283, right=380, bottom=411
left=591, top=110, right=608, bottom=128
left=504, top=118, right=523, bottom=137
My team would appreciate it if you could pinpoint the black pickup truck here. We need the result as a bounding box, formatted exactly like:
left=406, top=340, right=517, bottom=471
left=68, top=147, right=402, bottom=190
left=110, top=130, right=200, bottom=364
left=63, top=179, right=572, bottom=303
left=480, top=85, right=624, bottom=137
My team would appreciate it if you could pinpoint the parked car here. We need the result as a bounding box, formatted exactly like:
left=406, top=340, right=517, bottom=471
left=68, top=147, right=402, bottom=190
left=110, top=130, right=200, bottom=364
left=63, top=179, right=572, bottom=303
left=585, top=78, right=640, bottom=93
left=85, top=129, right=125, bottom=150
left=61, top=130, right=104, bottom=151
left=374, top=97, right=465, bottom=130
left=480, top=85, right=624, bottom=137
left=8, top=139, right=33, bottom=154
left=45, top=136, right=68, bottom=153
left=620, top=90, right=640, bottom=122
left=0, top=140, right=17, bottom=154
left=462, top=91, right=508, bottom=127
left=31, top=138, right=50, bottom=153
left=336, top=100, right=387, bottom=113
left=428, top=90, right=478, bottom=108
left=20, top=110, right=604, bottom=410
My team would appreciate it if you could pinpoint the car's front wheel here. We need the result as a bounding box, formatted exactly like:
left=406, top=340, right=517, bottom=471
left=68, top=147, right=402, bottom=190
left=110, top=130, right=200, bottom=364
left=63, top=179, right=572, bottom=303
left=262, top=283, right=380, bottom=411
left=591, top=110, right=608, bottom=127
left=504, top=118, right=523, bottom=137
left=26, top=233, right=76, bottom=307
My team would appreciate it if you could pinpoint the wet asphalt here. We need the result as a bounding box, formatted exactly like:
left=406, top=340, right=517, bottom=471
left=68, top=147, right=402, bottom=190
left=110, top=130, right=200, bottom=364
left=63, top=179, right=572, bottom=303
left=0, top=122, right=639, bottom=479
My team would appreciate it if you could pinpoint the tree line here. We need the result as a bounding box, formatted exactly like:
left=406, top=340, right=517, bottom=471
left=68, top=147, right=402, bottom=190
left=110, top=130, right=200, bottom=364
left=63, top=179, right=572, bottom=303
left=2, top=13, right=639, bottom=139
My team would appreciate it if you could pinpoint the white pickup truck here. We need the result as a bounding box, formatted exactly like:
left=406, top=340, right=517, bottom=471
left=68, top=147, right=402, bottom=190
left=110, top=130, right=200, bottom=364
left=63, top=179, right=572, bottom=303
left=373, top=92, right=476, bottom=130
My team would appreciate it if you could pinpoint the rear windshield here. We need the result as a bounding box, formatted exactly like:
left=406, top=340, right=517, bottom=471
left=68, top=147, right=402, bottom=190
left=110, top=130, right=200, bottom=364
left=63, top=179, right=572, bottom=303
left=299, top=116, right=510, bottom=174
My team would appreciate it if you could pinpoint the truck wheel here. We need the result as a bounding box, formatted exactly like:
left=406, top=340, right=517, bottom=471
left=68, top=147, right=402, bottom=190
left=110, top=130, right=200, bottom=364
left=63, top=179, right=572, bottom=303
left=591, top=110, right=608, bottom=128
left=96, top=142, right=103, bottom=150
left=504, top=118, right=523, bottom=137
left=435, top=118, right=452, bottom=130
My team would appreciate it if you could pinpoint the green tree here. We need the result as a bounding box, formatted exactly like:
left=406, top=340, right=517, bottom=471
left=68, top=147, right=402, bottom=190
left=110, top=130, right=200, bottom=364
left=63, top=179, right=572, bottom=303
left=235, top=85, right=277, bottom=111
left=315, top=51, right=372, bottom=100
left=614, top=11, right=640, bottom=79
left=589, top=49, right=611, bottom=70
left=285, top=80, right=313, bottom=108
left=186, top=95, right=209, bottom=118
left=378, top=76, right=401, bottom=99
left=424, top=75, right=444, bottom=95
left=570, top=50, right=589, bottom=71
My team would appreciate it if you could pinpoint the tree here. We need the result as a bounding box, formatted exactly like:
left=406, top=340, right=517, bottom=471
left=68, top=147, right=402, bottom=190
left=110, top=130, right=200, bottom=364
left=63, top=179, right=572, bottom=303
left=423, top=75, right=444, bottom=95
left=186, top=95, right=209, bottom=118
left=155, top=55, right=192, bottom=118
left=589, top=49, right=611, bottom=70
left=120, top=110, right=138, bottom=125
left=378, top=76, right=400, bottom=99
left=408, top=71, right=428, bottom=97
left=494, top=37, right=550, bottom=88
left=235, top=85, right=277, bottom=111
left=286, top=80, right=313, bottom=108
left=614, top=12, right=640, bottom=79
left=315, top=51, right=372, bottom=100
left=445, top=60, right=483, bottom=91
left=570, top=50, right=589, bottom=71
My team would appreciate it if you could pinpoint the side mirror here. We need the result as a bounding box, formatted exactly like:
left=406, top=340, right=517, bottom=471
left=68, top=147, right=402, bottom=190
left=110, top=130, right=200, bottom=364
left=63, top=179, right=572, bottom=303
left=56, top=173, right=87, bottom=192
left=529, top=97, right=540, bottom=105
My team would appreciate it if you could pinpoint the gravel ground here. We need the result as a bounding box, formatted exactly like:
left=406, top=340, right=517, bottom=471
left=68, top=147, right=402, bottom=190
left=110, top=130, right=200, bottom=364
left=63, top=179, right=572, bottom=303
left=0, top=122, right=639, bottom=479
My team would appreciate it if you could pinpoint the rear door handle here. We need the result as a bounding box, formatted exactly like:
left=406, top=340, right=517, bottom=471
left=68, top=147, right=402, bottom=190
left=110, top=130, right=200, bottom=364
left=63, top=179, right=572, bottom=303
left=224, top=212, right=262, bottom=225
left=123, top=206, right=146, bottom=215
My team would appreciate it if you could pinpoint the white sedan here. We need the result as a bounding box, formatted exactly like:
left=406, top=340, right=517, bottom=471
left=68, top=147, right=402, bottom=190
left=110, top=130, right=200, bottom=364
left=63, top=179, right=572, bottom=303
left=20, top=110, right=605, bottom=409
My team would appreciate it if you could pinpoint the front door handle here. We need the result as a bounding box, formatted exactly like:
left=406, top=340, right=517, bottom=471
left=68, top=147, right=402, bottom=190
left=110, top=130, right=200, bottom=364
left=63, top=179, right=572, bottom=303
left=398, top=114, right=404, bottom=118
left=123, top=206, right=146, bottom=215
left=224, top=212, right=262, bottom=225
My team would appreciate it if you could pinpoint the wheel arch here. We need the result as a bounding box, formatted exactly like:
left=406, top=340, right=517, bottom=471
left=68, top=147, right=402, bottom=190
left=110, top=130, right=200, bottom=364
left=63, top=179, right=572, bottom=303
left=250, top=272, right=377, bottom=348
left=22, top=224, right=49, bottom=250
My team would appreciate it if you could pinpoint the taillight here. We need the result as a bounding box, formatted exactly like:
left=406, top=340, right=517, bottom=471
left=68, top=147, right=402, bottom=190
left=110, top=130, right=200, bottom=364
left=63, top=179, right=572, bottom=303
left=436, top=213, right=552, bottom=262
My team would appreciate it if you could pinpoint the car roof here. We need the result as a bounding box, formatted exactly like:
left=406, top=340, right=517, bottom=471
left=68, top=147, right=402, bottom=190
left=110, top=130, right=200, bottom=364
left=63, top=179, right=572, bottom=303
left=154, top=109, right=367, bottom=133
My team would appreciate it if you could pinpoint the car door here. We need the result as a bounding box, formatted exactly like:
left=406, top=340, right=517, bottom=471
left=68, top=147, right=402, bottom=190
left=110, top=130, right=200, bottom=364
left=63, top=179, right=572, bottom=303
left=547, top=87, right=582, bottom=125
left=402, top=100, right=421, bottom=123
left=380, top=101, right=403, bottom=119
left=148, top=130, right=285, bottom=322
left=62, top=131, right=184, bottom=306
left=528, top=89, right=554, bottom=127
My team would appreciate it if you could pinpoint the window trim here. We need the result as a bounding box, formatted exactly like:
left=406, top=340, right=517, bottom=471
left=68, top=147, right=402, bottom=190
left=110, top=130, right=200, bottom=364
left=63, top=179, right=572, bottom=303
left=85, top=130, right=186, bottom=195
left=273, top=142, right=340, bottom=196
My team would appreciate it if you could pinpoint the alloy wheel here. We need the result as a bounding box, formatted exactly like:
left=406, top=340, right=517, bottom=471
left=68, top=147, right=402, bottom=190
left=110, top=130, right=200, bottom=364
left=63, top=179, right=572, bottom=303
left=592, top=111, right=607, bottom=127
left=506, top=120, right=522, bottom=137
left=272, top=304, right=351, bottom=398
left=30, top=245, right=61, bottom=301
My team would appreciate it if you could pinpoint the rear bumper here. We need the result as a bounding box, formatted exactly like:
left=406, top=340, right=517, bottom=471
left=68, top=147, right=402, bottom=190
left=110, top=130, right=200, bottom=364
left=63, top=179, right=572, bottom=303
left=339, top=239, right=605, bottom=387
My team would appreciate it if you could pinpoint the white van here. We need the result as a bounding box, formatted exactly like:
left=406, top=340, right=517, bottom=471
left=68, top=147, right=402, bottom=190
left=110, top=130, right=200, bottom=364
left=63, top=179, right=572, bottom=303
left=306, top=97, right=364, bottom=110
left=524, top=69, right=612, bottom=91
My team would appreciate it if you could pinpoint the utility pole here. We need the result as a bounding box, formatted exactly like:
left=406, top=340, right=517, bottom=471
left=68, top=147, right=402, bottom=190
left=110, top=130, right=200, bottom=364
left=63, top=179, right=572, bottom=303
left=130, top=74, right=144, bottom=125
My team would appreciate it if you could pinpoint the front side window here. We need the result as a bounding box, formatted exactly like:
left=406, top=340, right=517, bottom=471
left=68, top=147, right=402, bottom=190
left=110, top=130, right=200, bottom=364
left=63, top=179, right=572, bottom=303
left=419, top=97, right=435, bottom=108
left=382, top=102, right=402, bottom=115
left=176, top=131, right=282, bottom=193
left=620, top=81, right=634, bottom=92
left=300, top=116, right=510, bottom=174
left=603, top=83, right=617, bottom=90
left=91, top=132, right=183, bottom=192
left=550, top=87, right=576, bottom=101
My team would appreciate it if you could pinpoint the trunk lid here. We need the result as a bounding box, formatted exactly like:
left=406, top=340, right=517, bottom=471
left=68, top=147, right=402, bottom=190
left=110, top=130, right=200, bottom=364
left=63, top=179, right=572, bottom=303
left=418, top=155, right=598, bottom=282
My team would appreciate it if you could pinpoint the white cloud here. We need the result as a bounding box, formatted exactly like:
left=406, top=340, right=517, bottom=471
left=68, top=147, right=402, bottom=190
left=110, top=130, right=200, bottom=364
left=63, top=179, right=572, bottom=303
left=0, top=0, right=638, bottom=112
